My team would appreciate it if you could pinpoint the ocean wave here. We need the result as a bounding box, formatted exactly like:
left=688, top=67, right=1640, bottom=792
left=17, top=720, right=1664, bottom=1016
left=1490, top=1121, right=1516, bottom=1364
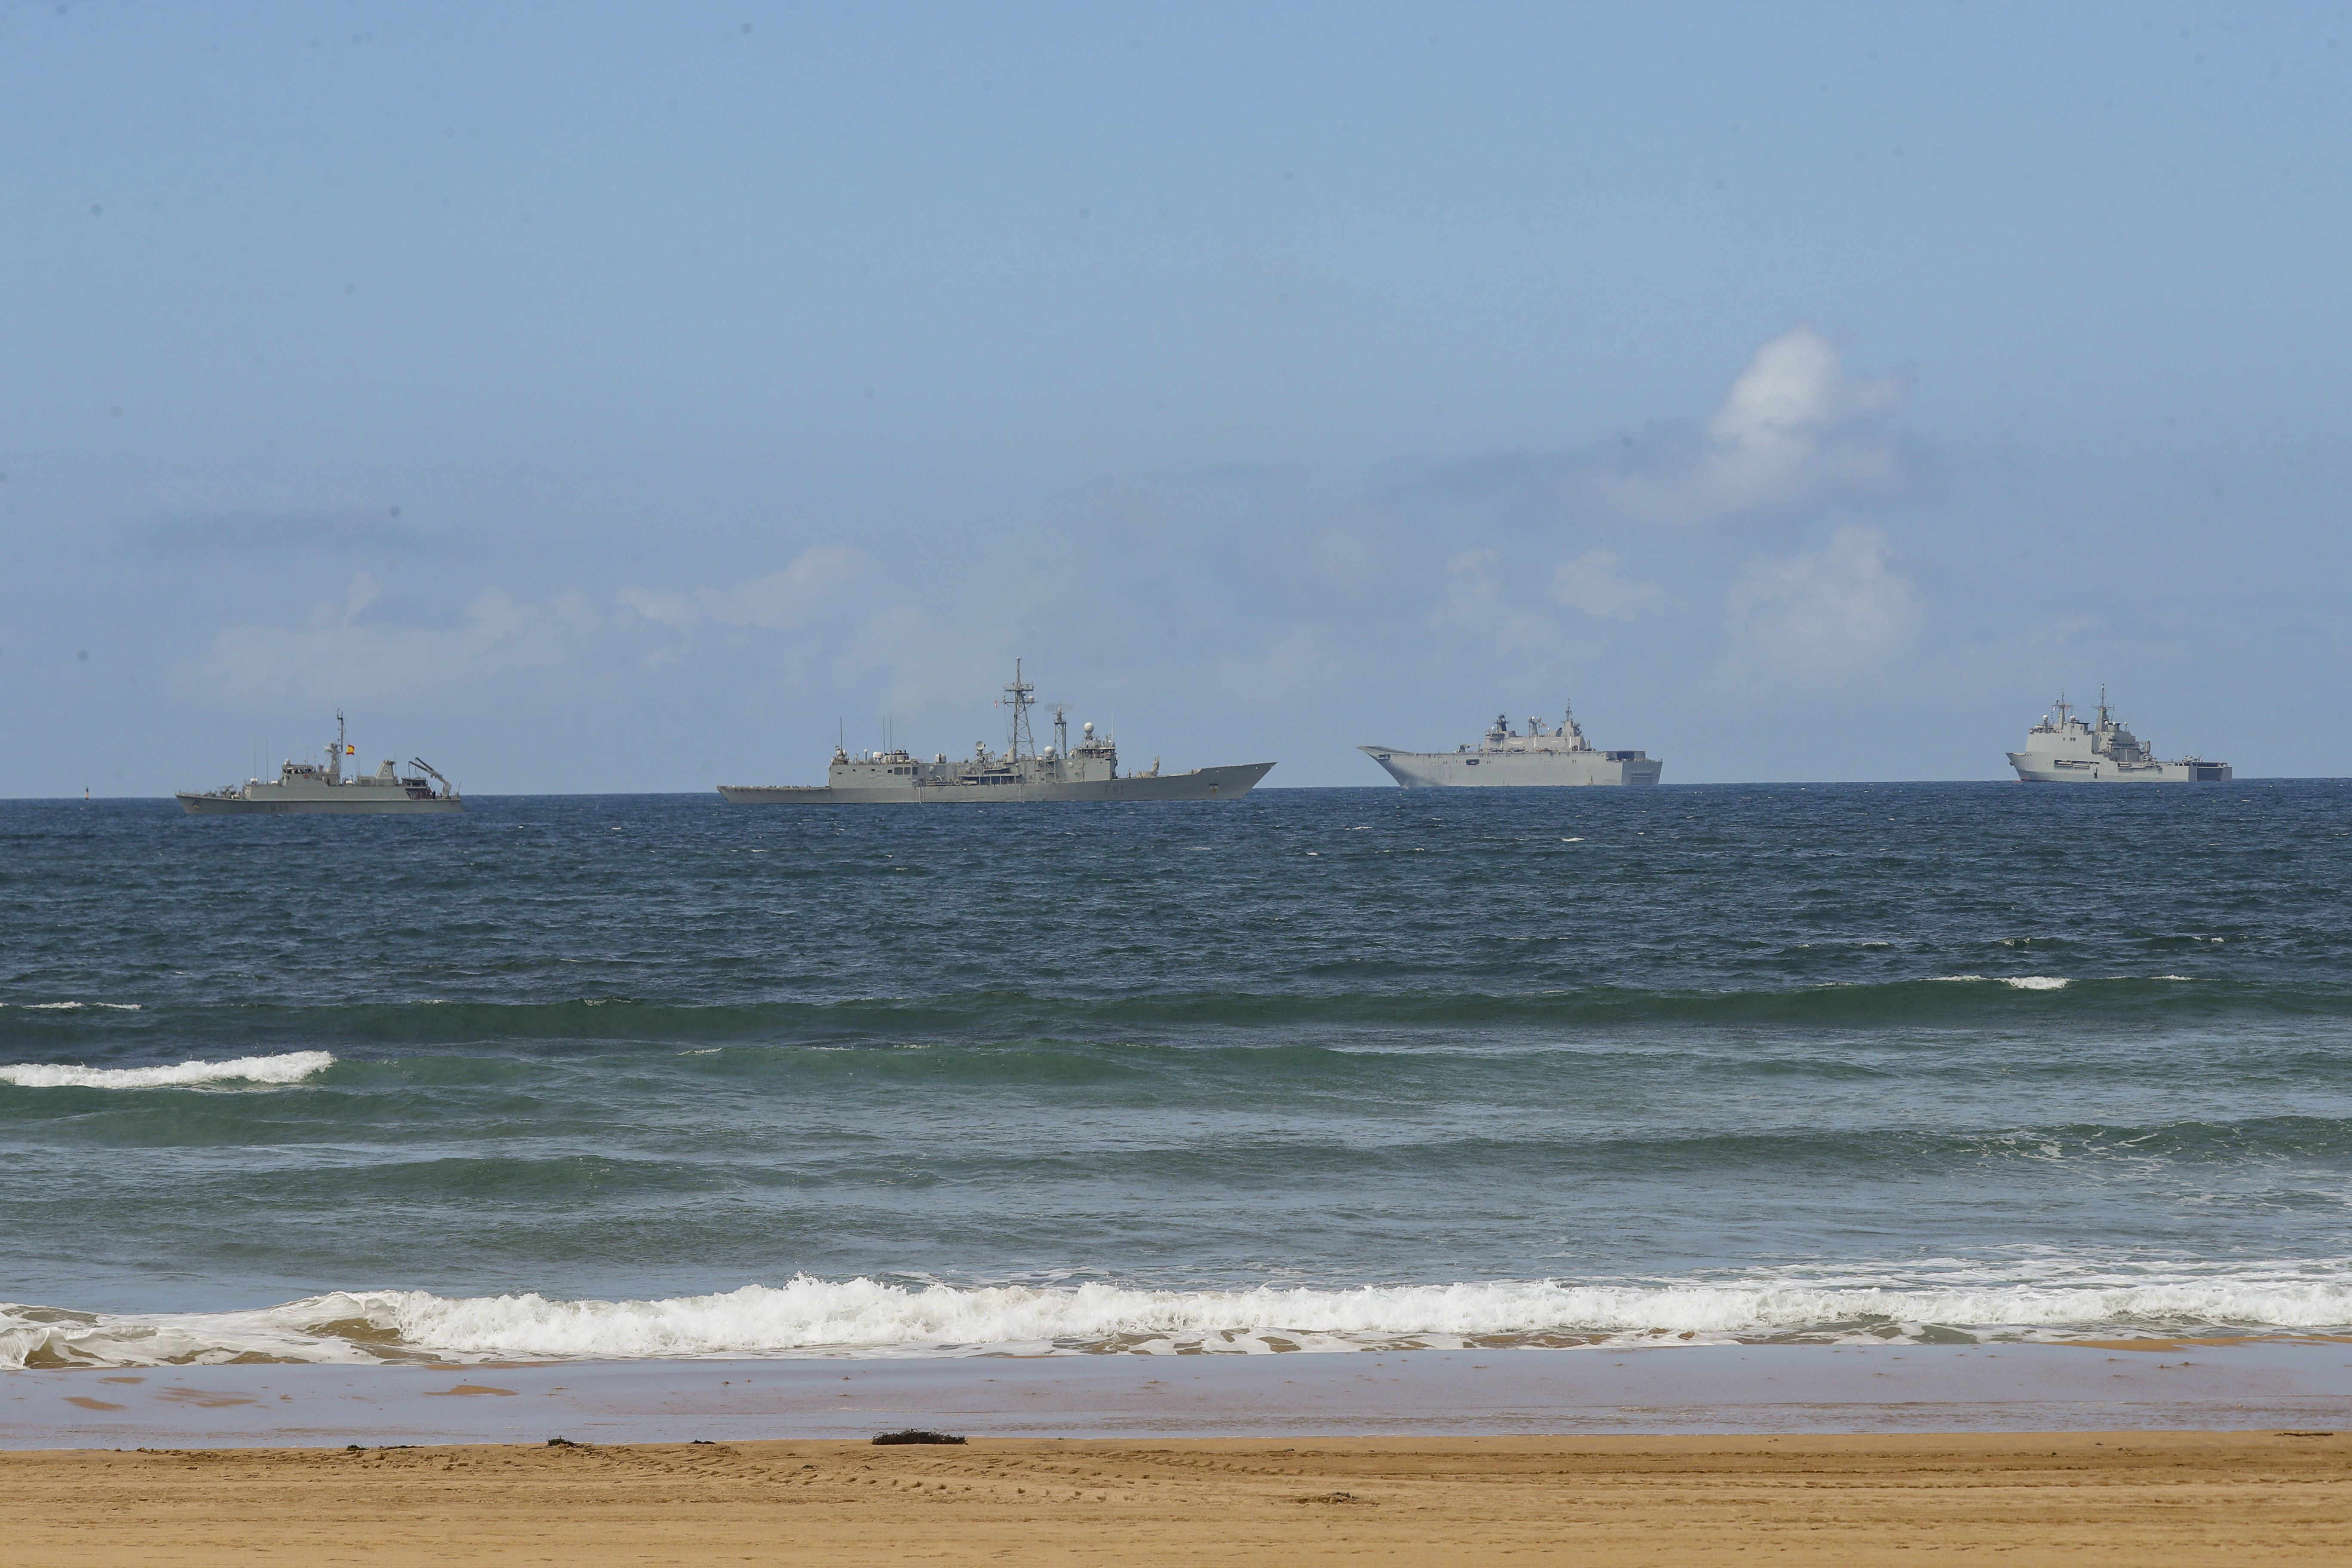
left=2, top=1001, right=144, bottom=1012
left=15, top=976, right=2339, bottom=1053
left=8, top=1272, right=2350, bottom=1368
left=0, top=1050, right=334, bottom=1090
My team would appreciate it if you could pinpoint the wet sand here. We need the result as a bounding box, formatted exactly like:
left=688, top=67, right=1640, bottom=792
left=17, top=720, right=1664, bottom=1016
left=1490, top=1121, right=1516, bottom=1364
left=6, top=1429, right=2350, bottom=1565
left=10, top=1341, right=2352, bottom=1448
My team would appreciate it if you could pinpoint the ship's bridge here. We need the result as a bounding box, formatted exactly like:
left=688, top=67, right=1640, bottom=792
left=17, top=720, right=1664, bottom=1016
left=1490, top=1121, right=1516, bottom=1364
left=1479, top=710, right=1599, bottom=755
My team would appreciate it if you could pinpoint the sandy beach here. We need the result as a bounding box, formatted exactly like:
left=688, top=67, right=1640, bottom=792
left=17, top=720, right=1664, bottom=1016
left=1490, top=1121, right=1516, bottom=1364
left=6, top=1429, right=2349, bottom=1566
left=8, top=1347, right=2350, bottom=1564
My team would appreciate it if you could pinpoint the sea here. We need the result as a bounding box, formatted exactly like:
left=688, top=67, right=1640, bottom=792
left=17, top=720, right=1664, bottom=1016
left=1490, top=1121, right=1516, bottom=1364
left=4, top=783, right=2349, bottom=1369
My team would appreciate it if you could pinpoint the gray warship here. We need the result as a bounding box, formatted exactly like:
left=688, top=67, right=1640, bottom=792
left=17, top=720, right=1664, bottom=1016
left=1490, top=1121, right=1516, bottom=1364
left=177, top=713, right=462, bottom=814
left=719, top=662, right=1274, bottom=805
left=1361, top=704, right=1662, bottom=787
left=2007, top=691, right=2230, bottom=783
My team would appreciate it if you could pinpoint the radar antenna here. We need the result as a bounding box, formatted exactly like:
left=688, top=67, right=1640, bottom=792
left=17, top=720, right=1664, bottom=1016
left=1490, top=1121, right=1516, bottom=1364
left=999, top=658, right=1037, bottom=761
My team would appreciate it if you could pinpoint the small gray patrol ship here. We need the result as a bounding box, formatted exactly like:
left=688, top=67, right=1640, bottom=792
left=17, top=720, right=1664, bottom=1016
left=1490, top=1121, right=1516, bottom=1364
left=1361, top=704, right=1663, bottom=787
left=2007, top=691, right=2230, bottom=783
left=177, top=713, right=462, bottom=814
left=719, top=662, right=1274, bottom=805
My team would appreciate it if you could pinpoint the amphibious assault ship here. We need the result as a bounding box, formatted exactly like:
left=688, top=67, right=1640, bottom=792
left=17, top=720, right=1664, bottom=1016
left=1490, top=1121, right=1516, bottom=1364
left=1361, top=704, right=1662, bottom=787
left=177, top=713, right=462, bottom=814
left=2007, top=691, right=2231, bottom=783
left=718, top=663, right=1275, bottom=804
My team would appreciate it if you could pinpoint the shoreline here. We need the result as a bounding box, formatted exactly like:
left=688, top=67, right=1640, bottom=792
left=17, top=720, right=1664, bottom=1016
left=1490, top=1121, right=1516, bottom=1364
left=9, top=1341, right=2350, bottom=1450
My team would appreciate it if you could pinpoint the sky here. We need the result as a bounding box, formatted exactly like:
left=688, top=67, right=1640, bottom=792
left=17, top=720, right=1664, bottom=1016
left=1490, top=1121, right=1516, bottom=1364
left=4, top=0, right=2348, bottom=793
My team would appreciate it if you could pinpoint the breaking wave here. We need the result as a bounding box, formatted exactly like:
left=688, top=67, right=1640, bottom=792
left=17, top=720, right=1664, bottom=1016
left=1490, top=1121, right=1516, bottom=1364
left=8, top=1271, right=2351, bottom=1368
left=3, top=1001, right=143, bottom=1012
left=0, top=1051, right=334, bottom=1090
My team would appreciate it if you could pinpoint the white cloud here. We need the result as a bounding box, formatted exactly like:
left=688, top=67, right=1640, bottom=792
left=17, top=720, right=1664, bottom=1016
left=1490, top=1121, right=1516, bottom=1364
left=178, top=545, right=978, bottom=721
left=1724, top=525, right=1925, bottom=682
left=178, top=573, right=598, bottom=708
left=1551, top=551, right=1660, bottom=619
left=1594, top=325, right=1911, bottom=526
left=842, top=600, right=1014, bottom=715
left=1429, top=548, right=1566, bottom=655
left=617, top=545, right=869, bottom=630
left=341, top=569, right=385, bottom=621
left=619, top=546, right=1016, bottom=714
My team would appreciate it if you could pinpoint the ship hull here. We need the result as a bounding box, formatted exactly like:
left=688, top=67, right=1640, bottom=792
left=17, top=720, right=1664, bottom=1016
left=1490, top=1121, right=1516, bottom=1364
left=719, top=762, right=1274, bottom=805
left=176, top=793, right=464, bottom=814
left=1360, top=747, right=1662, bottom=787
left=2006, top=754, right=2232, bottom=783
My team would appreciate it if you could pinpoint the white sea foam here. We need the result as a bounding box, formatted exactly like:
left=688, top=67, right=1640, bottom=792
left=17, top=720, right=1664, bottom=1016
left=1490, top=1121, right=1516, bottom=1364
left=1930, top=975, right=2071, bottom=989
left=5, top=1001, right=143, bottom=1011
left=7, top=1272, right=2350, bottom=1368
left=0, top=1050, right=334, bottom=1090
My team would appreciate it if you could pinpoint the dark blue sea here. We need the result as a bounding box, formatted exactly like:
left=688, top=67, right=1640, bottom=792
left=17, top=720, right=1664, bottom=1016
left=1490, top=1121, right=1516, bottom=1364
left=4, top=784, right=2349, bottom=1366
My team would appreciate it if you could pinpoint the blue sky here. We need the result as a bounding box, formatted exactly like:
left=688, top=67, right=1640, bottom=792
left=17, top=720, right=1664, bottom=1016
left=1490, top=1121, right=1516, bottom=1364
left=4, top=1, right=2347, bottom=792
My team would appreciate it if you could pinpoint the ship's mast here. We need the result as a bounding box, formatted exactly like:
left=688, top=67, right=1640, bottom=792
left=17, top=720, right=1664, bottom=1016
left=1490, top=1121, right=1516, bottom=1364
left=330, top=710, right=346, bottom=784
left=1003, top=659, right=1036, bottom=761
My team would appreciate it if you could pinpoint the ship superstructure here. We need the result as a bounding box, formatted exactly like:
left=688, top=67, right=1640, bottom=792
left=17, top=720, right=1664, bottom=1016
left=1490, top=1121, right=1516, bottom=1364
left=2007, top=691, right=2230, bottom=783
left=719, top=662, right=1274, bottom=804
left=177, top=713, right=462, bottom=814
left=1361, top=704, right=1662, bottom=787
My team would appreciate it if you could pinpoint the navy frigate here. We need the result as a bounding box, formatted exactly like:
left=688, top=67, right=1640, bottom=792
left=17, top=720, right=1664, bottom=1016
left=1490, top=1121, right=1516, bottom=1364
left=2007, top=691, right=2231, bottom=782
left=719, top=663, right=1274, bottom=804
left=177, top=713, right=462, bottom=814
left=1360, top=704, right=1662, bottom=787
